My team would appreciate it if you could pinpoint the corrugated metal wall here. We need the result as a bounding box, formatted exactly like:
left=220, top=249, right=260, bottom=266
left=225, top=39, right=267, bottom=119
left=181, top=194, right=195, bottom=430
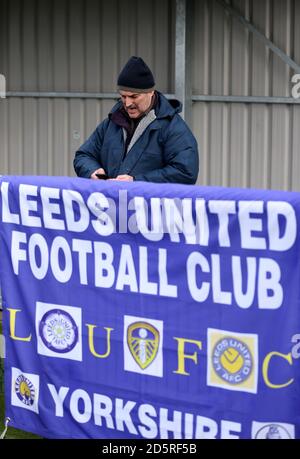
left=192, top=0, right=300, bottom=190
left=0, top=0, right=175, bottom=176
left=0, top=0, right=300, bottom=190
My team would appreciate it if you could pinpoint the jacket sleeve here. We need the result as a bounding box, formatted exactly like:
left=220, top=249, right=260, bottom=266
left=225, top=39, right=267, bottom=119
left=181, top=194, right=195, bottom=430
left=73, top=119, right=109, bottom=178
left=133, top=116, right=199, bottom=184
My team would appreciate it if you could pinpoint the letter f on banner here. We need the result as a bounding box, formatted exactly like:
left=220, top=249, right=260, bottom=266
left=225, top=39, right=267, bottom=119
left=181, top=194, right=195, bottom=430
left=173, top=337, right=202, bottom=375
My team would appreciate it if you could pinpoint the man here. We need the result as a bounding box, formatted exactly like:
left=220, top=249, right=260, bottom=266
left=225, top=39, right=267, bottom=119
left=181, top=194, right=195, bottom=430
left=73, top=56, right=199, bottom=183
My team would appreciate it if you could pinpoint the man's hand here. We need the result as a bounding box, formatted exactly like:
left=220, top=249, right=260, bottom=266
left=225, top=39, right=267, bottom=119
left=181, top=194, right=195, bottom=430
left=109, top=175, right=133, bottom=182
left=90, top=168, right=106, bottom=180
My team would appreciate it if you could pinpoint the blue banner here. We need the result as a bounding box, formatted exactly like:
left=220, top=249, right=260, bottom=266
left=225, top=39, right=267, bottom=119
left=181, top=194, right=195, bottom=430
left=0, top=175, right=300, bottom=439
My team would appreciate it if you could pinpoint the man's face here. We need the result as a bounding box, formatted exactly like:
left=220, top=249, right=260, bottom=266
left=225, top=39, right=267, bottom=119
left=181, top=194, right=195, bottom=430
left=119, top=90, right=154, bottom=118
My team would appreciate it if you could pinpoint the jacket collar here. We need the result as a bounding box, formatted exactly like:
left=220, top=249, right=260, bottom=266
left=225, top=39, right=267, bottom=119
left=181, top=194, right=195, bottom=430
left=109, top=91, right=182, bottom=120
left=155, top=92, right=182, bottom=119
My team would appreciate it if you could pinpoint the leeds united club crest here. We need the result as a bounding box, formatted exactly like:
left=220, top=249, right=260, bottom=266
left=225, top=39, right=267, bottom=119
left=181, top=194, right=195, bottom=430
left=39, top=309, right=78, bottom=353
left=127, top=321, right=159, bottom=369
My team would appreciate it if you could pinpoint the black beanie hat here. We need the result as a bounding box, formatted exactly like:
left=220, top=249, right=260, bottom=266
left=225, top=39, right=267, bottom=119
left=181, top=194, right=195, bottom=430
left=117, top=56, right=155, bottom=93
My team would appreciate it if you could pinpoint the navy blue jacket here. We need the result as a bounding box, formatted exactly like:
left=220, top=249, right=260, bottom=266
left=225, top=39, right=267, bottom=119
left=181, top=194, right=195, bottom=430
left=73, top=92, right=199, bottom=184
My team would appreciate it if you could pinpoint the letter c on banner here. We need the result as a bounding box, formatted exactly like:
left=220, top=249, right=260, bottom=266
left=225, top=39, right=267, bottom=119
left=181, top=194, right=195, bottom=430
left=262, top=351, right=294, bottom=389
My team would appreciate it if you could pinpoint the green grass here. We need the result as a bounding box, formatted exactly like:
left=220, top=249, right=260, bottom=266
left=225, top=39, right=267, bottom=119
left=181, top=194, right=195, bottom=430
left=0, top=393, right=41, bottom=439
left=0, top=315, right=41, bottom=439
